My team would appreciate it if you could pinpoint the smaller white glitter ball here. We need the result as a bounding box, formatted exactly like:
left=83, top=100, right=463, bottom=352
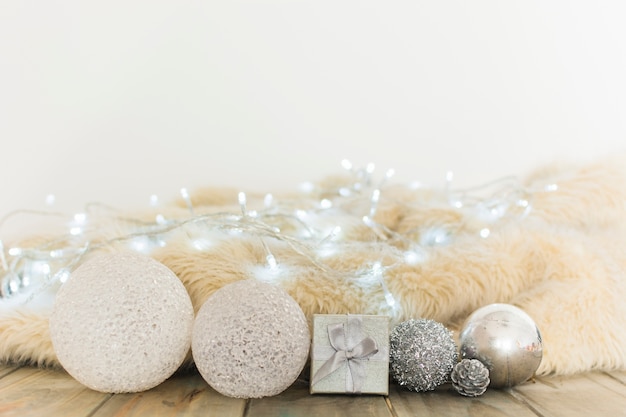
left=192, top=279, right=310, bottom=398
left=49, top=252, right=194, bottom=393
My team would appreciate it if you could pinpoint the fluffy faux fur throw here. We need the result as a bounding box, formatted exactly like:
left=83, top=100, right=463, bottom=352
left=1, top=158, right=626, bottom=378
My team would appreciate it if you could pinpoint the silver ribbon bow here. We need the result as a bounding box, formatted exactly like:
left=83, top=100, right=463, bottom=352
left=311, top=316, right=379, bottom=393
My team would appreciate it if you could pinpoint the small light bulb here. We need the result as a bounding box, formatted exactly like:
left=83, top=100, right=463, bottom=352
left=73, top=213, right=87, bottom=224
left=39, top=262, right=51, bottom=275
left=8, top=276, right=20, bottom=293
left=180, top=188, right=194, bottom=214
left=129, top=236, right=150, bottom=253
left=69, top=213, right=87, bottom=235
left=409, top=180, right=423, bottom=190
left=320, top=199, right=332, bottom=209
left=404, top=250, right=424, bottom=265
left=192, top=238, right=212, bottom=251
left=385, top=292, right=396, bottom=307
left=330, top=225, right=342, bottom=238
left=371, top=189, right=380, bottom=204
left=295, top=210, right=308, bottom=221
left=480, top=228, right=491, bottom=238
left=228, top=228, right=243, bottom=236
left=55, top=268, right=71, bottom=283
left=69, top=227, right=83, bottom=236
left=266, top=254, right=278, bottom=270
left=238, top=191, right=247, bottom=214
left=298, top=181, right=315, bottom=193
left=421, top=227, right=450, bottom=246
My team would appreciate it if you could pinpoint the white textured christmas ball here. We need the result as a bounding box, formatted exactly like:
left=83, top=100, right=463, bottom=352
left=49, top=251, right=194, bottom=393
left=192, top=279, right=310, bottom=398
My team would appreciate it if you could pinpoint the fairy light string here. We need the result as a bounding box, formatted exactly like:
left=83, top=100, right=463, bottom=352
left=0, top=161, right=551, bottom=308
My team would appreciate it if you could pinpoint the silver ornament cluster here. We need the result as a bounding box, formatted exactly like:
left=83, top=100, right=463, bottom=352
left=451, top=359, right=490, bottom=397
left=389, top=318, right=458, bottom=392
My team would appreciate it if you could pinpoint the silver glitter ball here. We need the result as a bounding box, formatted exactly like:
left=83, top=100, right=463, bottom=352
left=459, top=303, right=543, bottom=388
left=389, top=319, right=458, bottom=392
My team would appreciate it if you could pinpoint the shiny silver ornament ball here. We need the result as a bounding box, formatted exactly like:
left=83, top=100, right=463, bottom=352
left=192, top=279, right=310, bottom=398
left=451, top=359, right=490, bottom=397
left=459, top=303, right=543, bottom=388
left=389, top=319, right=458, bottom=392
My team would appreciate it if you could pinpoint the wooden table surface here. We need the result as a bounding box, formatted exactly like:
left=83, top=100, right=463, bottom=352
left=1, top=364, right=626, bottom=417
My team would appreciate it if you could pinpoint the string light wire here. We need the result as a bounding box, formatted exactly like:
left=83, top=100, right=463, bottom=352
left=0, top=163, right=541, bottom=307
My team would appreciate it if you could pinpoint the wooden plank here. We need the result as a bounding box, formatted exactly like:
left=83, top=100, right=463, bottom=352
left=0, top=366, right=110, bottom=417
left=246, top=378, right=392, bottom=417
left=585, top=371, right=626, bottom=395
left=604, top=370, right=626, bottom=385
left=388, top=383, right=537, bottom=417
left=91, top=371, right=246, bottom=417
left=0, top=363, right=18, bottom=379
left=3, top=366, right=626, bottom=417
left=511, top=372, right=626, bottom=417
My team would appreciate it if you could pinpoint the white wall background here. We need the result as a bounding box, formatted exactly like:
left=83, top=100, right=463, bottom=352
left=1, top=1, right=625, bottom=222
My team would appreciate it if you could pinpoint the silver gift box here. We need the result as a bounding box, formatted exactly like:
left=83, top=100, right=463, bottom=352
left=310, top=314, right=389, bottom=395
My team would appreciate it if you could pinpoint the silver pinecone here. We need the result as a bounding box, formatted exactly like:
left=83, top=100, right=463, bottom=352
left=451, top=359, right=490, bottom=397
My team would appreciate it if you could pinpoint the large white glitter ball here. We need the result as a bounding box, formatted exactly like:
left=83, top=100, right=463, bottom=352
left=192, top=279, right=310, bottom=398
left=49, top=251, right=194, bottom=393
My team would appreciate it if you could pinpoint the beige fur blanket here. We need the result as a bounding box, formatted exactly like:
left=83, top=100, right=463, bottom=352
left=1, top=158, right=626, bottom=377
